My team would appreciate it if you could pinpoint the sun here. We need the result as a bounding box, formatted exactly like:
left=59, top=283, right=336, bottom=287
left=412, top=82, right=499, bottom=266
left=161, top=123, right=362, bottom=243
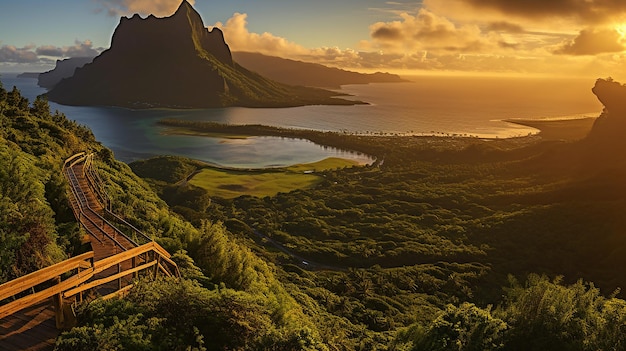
left=615, top=23, right=626, bottom=41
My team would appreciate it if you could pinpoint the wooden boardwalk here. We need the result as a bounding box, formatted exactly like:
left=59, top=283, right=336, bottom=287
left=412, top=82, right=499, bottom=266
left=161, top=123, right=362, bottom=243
left=0, top=301, right=57, bottom=351
left=0, top=153, right=178, bottom=350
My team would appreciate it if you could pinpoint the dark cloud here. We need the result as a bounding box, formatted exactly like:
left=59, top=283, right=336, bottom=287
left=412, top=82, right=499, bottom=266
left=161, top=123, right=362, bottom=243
left=36, top=45, right=64, bottom=57
left=498, top=41, right=520, bottom=49
left=555, top=28, right=625, bottom=55
left=0, top=45, right=38, bottom=63
left=372, top=27, right=403, bottom=40
left=442, top=40, right=485, bottom=52
left=0, top=41, right=101, bottom=67
left=486, top=22, right=525, bottom=33
left=35, top=41, right=101, bottom=58
left=464, top=0, right=626, bottom=23
left=64, top=41, right=101, bottom=57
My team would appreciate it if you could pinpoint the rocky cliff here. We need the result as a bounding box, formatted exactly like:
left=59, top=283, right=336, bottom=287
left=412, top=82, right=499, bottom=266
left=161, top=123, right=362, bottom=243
left=47, top=1, right=357, bottom=108
left=587, top=78, right=626, bottom=141
left=38, top=57, right=94, bottom=89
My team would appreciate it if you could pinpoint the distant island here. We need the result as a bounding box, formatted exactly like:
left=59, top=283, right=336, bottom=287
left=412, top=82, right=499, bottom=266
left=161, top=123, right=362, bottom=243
left=232, top=52, right=407, bottom=88
left=45, top=1, right=364, bottom=109
left=16, top=72, right=40, bottom=79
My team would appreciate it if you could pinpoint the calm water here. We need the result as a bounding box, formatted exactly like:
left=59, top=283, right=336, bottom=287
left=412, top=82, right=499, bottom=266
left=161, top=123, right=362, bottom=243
left=1, top=73, right=602, bottom=167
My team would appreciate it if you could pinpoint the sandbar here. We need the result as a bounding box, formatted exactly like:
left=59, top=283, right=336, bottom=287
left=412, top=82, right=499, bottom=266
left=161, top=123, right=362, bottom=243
left=505, top=117, right=597, bottom=141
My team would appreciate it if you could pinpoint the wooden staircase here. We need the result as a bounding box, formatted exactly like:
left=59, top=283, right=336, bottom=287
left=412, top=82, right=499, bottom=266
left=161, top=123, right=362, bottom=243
left=0, top=152, right=179, bottom=350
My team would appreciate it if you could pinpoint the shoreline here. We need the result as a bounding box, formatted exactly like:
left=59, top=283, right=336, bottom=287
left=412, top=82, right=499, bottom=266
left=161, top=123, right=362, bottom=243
left=504, top=117, right=597, bottom=141
left=159, top=116, right=598, bottom=144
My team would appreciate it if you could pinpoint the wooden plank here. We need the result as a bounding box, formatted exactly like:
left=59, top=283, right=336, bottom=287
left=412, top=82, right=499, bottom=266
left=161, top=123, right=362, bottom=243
left=0, top=269, right=94, bottom=319
left=63, top=260, right=157, bottom=299
left=0, top=252, right=94, bottom=301
left=0, top=300, right=57, bottom=351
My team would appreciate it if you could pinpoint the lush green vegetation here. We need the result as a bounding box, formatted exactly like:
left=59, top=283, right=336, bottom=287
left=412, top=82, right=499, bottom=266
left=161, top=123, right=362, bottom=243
left=0, top=83, right=330, bottom=349
left=4, top=78, right=626, bottom=349
left=394, top=274, right=626, bottom=351
left=0, top=82, right=95, bottom=283
left=136, top=118, right=626, bottom=349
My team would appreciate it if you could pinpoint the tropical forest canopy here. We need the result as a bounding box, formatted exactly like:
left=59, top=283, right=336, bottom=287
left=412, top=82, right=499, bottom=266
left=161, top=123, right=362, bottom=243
left=2, top=77, right=626, bottom=350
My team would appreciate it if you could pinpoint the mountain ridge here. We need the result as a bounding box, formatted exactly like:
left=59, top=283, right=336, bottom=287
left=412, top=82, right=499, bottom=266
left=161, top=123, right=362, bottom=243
left=232, top=51, right=408, bottom=88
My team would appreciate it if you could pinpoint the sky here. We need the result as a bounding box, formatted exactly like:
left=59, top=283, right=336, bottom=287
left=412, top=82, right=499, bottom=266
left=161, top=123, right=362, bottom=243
left=2, top=0, right=626, bottom=79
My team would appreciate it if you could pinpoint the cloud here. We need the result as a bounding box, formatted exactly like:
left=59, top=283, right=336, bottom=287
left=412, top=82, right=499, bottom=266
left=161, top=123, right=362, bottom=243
left=485, top=22, right=526, bottom=34
left=0, top=45, right=38, bottom=63
left=555, top=28, right=626, bottom=55
left=95, top=0, right=194, bottom=17
left=36, top=40, right=100, bottom=58
left=212, top=11, right=574, bottom=75
left=35, top=45, right=63, bottom=57
left=426, top=0, right=626, bottom=25
left=367, top=9, right=501, bottom=53
left=214, top=13, right=310, bottom=56
left=0, top=40, right=102, bottom=69
left=214, top=13, right=415, bottom=70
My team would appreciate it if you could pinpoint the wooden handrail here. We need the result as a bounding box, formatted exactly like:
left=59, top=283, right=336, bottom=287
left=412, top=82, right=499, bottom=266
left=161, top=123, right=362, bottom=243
left=63, top=261, right=158, bottom=298
left=63, top=152, right=86, bottom=169
left=0, top=268, right=94, bottom=319
left=0, top=251, right=94, bottom=302
left=1, top=153, right=182, bottom=323
left=66, top=173, right=103, bottom=244
left=65, top=164, right=134, bottom=250
left=81, top=155, right=152, bottom=245
left=0, top=242, right=179, bottom=319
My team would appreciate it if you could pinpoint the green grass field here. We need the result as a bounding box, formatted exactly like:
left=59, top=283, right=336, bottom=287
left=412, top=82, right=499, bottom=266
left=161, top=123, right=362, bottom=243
left=189, top=157, right=360, bottom=198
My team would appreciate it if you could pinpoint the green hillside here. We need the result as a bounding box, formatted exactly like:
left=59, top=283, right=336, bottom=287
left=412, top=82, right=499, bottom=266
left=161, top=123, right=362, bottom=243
left=134, top=118, right=626, bottom=349
left=3, top=78, right=626, bottom=349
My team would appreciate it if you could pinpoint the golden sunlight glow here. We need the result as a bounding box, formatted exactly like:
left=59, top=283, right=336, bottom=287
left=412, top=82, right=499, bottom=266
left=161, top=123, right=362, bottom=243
left=615, top=23, right=626, bottom=40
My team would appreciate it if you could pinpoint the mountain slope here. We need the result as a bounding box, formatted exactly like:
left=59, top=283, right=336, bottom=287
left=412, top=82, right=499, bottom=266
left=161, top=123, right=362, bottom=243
left=47, top=1, right=359, bottom=108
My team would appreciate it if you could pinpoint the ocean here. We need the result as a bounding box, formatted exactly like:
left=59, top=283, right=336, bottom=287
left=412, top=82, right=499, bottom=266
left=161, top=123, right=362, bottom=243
left=1, top=73, right=602, bottom=167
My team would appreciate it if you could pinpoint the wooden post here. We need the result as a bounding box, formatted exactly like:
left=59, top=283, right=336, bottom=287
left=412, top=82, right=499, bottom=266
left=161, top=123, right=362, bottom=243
left=153, top=254, right=160, bottom=280
left=132, top=256, right=137, bottom=280
left=117, top=263, right=122, bottom=290
left=53, top=276, right=64, bottom=329
left=78, top=265, right=83, bottom=303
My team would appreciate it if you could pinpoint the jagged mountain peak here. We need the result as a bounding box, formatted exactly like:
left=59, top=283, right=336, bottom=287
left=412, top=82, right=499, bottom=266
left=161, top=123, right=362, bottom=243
left=174, top=0, right=195, bottom=14
left=111, top=0, right=232, bottom=66
left=46, top=1, right=358, bottom=109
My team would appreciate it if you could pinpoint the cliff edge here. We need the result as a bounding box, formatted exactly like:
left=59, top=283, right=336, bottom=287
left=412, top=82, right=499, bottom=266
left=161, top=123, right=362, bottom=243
left=587, top=78, right=626, bottom=142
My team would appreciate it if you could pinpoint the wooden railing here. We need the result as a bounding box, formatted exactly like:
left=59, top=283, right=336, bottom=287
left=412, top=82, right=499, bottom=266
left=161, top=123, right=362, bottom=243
left=0, top=152, right=181, bottom=328
left=84, top=153, right=112, bottom=212
left=65, top=161, right=130, bottom=250
left=0, top=242, right=179, bottom=326
left=83, top=154, right=154, bottom=245
left=0, top=251, right=94, bottom=320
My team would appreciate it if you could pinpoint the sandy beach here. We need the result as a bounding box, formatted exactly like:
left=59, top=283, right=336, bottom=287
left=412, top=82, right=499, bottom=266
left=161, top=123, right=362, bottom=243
left=506, top=117, right=597, bottom=141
